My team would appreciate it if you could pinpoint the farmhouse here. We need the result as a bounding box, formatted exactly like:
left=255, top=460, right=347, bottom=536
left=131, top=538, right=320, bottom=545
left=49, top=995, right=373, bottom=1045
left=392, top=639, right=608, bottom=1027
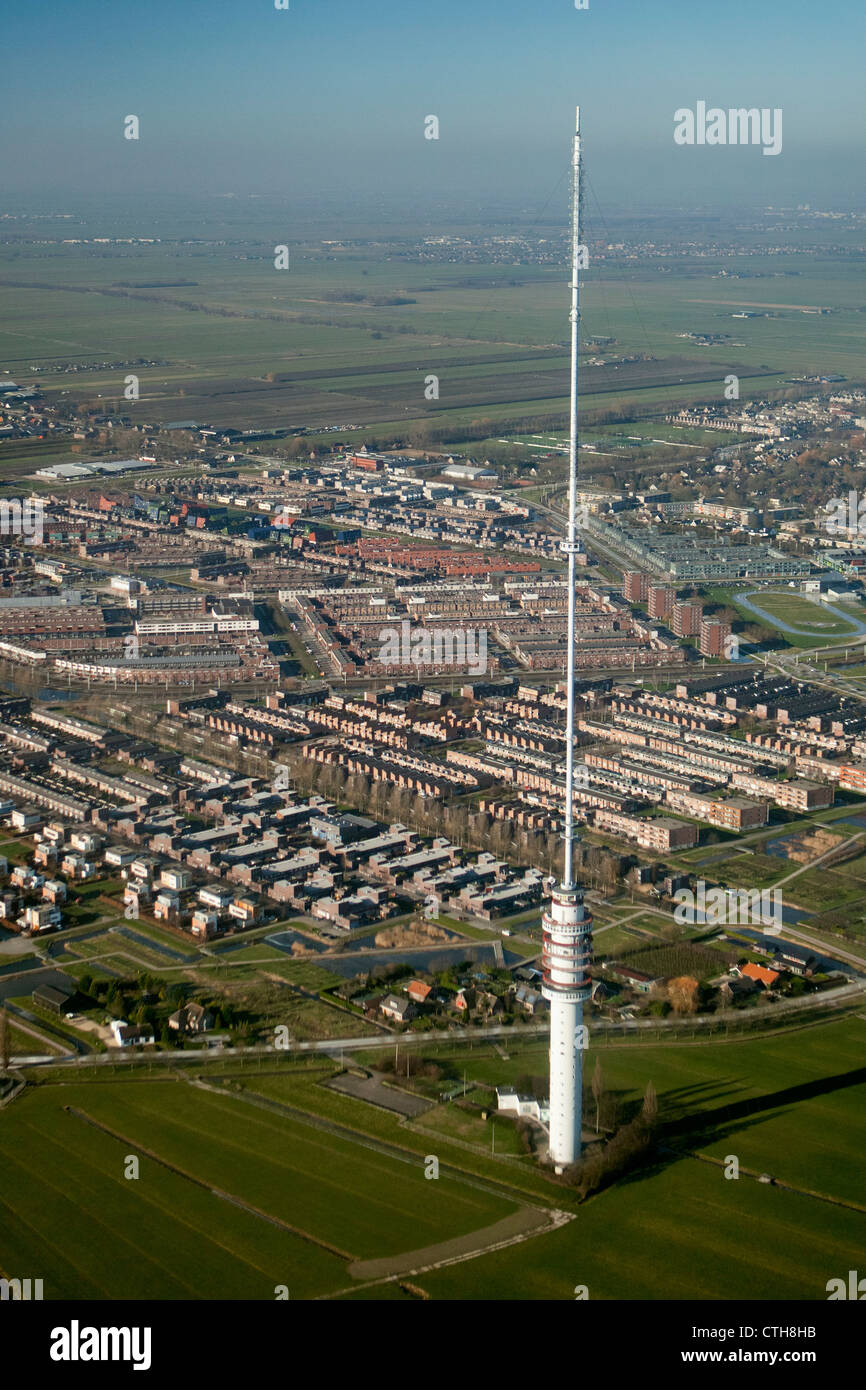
left=110, top=1020, right=155, bottom=1047
left=738, top=962, right=780, bottom=989
left=608, top=963, right=664, bottom=994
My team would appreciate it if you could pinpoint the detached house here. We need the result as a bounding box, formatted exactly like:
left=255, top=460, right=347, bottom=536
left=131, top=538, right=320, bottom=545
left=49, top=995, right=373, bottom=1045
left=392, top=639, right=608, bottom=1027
left=379, top=994, right=416, bottom=1023
left=227, top=896, right=265, bottom=928
left=110, top=1019, right=155, bottom=1047
left=407, top=979, right=432, bottom=1005
left=169, top=1002, right=215, bottom=1035
left=190, top=909, right=219, bottom=940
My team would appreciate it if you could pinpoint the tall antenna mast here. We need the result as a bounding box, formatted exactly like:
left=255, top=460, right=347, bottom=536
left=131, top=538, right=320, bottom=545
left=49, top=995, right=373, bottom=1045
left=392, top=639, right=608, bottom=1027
left=542, top=105, right=593, bottom=1173
left=563, top=104, right=582, bottom=890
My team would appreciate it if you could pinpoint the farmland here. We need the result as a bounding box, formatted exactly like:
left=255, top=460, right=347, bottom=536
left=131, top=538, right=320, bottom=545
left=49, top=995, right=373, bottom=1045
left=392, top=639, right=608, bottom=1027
left=0, top=1075, right=521, bottom=1298
left=3, top=219, right=865, bottom=455
left=413, top=1158, right=865, bottom=1302
left=1, top=1012, right=864, bottom=1299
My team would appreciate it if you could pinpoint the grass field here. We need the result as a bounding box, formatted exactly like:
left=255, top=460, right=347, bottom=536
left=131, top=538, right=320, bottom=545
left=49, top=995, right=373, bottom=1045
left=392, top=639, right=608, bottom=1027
left=412, top=1158, right=866, bottom=1301
left=2, top=1012, right=865, bottom=1299
left=3, top=230, right=865, bottom=449
left=0, top=1077, right=517, bottom=1298
left=740, top=590, right=863, bottom=640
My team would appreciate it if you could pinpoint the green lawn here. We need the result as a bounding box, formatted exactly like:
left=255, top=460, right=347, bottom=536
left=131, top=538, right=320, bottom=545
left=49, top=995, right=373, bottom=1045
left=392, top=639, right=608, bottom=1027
left=412, top=1100, right=527, bottom=1157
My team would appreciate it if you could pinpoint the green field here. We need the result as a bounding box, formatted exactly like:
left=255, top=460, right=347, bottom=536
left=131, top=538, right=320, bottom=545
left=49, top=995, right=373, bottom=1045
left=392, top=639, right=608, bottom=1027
left=2, top=231, right=865, bottom=452
left=2, top=1013, right=865, bottom=1299
left=408, top=1017, right=866, bottom=1299
left=0, top=1077, right=517, bottom=1298
left=414, top=1158, right=865, bottom=1301
left=740, top=590, right=862, bottom=640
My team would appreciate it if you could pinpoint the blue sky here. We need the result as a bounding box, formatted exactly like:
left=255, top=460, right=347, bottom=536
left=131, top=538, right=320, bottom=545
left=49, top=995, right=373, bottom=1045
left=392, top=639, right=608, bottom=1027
left=1, top=0, right=864, bottom=208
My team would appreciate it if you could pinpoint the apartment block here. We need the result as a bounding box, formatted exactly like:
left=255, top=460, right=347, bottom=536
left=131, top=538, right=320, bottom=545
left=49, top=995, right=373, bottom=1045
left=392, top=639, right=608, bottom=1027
left=648, top=585, right=675, bottom=621
left=665, top=787, right=769, bottom=830
left=839, top=764, right=866, bottom=793
left=623, top=571, right=649, bottom=603
left=592, top=808, right=699, bottom=851
left=673, top=601, right=703, bottom=637
left=730, top=772, right=834, bottom=812
left=699, top=618, right=732, bottom=658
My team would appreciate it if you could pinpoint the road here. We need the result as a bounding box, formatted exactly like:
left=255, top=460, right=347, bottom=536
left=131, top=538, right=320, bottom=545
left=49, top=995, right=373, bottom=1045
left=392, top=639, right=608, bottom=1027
left=12, top=979, right=864, bottom=1072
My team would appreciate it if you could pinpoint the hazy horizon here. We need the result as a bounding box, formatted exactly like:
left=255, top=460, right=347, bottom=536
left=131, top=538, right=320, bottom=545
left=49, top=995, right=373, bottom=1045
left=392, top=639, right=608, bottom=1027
left=1, top=0, right=864, bottom=216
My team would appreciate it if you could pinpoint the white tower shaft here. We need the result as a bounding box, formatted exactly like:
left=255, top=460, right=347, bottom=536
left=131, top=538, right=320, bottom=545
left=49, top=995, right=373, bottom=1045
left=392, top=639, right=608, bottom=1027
left=543, top=106, right=593, bottom=1173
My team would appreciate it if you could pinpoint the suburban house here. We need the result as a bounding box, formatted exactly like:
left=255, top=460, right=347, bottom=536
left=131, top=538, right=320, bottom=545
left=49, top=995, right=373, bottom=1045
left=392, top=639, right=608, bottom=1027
left=512, top=984, right=548, bottom=1015
left=110, top=1019, right=155, bottom=1047
left=407, top=979, right=432, bottom=1005
left=190, top=908, right=219, bottom=939
left=379, top=994, right=416, bottom=1023
left=168, top=1002, right=215, bottom=1034
left=227, top=896, right=265, bottom=927
left=23, top=903, right=61, bottom=932
left=738, top=962, right=780, bottom=989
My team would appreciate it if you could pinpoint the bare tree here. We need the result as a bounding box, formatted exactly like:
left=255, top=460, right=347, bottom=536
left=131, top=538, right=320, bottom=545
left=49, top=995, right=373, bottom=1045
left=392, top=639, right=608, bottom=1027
left=641, top=1080, right=658, bottom=1126
left=591, top=1054, right=604, bottom=1133
left=0, top=1007, right=9, bottom=1072
left=667, top=975, right=699, bottom=1015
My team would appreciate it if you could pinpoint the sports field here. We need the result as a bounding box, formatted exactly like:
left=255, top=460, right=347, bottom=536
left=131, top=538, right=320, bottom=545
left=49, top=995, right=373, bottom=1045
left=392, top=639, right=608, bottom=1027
left=740, top=589, right=863, bottom=639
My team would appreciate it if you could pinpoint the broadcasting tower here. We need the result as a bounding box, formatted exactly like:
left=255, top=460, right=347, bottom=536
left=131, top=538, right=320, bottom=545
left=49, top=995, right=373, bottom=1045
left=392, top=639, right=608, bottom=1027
left=541, top=107, right=593, bottom=1172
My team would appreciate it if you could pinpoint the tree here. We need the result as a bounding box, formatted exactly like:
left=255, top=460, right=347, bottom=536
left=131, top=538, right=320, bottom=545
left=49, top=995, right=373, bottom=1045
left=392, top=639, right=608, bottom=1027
left=0, top=1007, right=8, bottom=1072
left=641, top=1080, right=658, bottom=1126
left=667, top=975, right=699, bottom=1015
left=591, top=1055, right=605, bottom=1134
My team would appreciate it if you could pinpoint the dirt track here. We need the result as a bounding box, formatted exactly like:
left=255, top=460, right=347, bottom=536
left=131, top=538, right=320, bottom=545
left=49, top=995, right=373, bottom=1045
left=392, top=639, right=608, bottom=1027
left=346, top=1205, right=569, bottom=1282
